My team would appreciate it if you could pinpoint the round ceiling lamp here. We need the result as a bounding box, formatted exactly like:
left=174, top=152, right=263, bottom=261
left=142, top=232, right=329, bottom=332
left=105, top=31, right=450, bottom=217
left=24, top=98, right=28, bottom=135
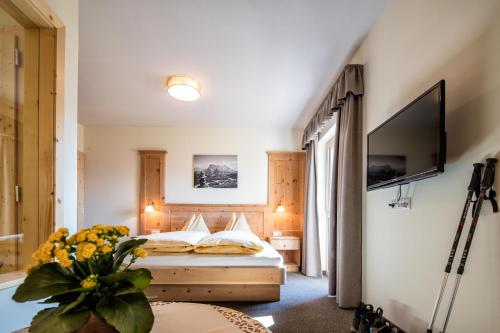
left=166, top=75, right=201, bottom=102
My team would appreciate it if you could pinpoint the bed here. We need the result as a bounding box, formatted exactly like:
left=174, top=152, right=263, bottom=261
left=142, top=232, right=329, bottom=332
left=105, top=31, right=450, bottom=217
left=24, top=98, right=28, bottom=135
left=135, top=204, right=286, bottom=302
left=135, top=240, right=286, bottom=302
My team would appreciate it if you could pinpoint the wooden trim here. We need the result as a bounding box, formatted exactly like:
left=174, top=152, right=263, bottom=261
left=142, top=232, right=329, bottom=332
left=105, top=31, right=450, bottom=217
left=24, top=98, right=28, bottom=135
left=267, top=151, right=306, bottom=156
left=139, top=150, right=167, bottom=155
left=38, top=27, right=56, bottom=243
left=2, top=0, right=64, bottom=28
left=0, top=271, right=25, bottom=290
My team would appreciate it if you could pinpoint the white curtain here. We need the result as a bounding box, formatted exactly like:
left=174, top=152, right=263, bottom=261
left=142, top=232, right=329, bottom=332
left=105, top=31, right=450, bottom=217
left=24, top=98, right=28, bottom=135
left=302, top=140, right=322, bottom=277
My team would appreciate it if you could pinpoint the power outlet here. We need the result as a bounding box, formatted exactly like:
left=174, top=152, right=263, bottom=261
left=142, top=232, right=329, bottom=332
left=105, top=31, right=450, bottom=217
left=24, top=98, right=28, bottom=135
left=389, top=197, right=411, bottom=210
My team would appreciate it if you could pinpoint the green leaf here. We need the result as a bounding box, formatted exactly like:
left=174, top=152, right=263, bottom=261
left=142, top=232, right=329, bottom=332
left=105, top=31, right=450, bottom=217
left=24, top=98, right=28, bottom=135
left=62, top=292, right=87, bottom=314
left=102, top=269, right=152, bottom=290
left=113, top=239, right=147, bottom=269
left=114, top=286, right=142, bottom=296
left=13, top=263, right=80, bottom=302
left=115, top=239, right=147, bottom=258
left=30, top=306, right=89, bottom=333
left=40, top=291, right=83, bottom=304
left=96, top=293, right=153, bottom=333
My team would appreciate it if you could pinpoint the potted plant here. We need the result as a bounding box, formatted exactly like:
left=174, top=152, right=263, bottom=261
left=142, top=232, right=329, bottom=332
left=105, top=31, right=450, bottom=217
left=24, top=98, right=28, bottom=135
left=13, top=225, right=154, bottom=333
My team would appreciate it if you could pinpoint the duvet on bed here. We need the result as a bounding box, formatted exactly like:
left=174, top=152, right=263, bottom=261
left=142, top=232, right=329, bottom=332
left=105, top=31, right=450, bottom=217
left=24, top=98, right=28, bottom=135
left=141, top=231, right=208, bottom=253
left=194, top=231, right=264, bottom=254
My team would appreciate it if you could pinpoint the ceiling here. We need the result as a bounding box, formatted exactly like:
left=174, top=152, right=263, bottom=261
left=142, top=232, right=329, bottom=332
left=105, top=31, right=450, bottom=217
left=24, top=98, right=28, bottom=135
left=79, top=0, right=387, bottom=128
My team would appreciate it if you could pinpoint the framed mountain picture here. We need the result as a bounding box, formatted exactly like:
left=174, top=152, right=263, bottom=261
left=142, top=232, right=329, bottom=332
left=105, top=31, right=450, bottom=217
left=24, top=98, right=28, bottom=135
left=193, top=155, right=238, bottom=188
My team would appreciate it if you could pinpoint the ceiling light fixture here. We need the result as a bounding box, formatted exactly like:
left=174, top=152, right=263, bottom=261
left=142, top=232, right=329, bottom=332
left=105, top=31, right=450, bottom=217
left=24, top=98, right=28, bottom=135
left=166, top=75, right=201, bottom=101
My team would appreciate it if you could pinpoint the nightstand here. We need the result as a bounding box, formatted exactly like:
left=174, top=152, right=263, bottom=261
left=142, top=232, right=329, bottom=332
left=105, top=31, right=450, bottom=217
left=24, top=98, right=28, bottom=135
left=270, top=236, right=301, bottom=272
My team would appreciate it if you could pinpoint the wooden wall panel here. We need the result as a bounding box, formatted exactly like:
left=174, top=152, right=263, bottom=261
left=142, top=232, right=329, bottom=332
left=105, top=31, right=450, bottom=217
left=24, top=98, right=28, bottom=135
left=160, top=204, right=270, bottom=239
left=267, top=151, right=306, bottom=238
left=138, top=150, right=166, bottom=234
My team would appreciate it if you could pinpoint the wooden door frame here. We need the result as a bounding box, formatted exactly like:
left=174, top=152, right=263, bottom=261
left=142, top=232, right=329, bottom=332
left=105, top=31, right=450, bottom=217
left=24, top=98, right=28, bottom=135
left=0, top=0, right=65, bottom=278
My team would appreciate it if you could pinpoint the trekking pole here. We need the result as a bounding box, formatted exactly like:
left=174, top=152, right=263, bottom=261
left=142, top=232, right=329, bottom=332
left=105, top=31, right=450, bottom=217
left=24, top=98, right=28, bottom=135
left=440, top=158, right=497, bottom=333
left=426, top=163, right=483, bottom=333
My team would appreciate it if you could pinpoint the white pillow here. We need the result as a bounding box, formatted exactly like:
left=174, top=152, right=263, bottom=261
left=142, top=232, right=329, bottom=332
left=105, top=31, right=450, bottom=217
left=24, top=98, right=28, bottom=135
left=224, top=212, right=237, bottom=231
left=188, top=214, right=210, bottom=233
left=181, top=214, right=197, bottom=231
left=231, top=213, right=252, bottom=233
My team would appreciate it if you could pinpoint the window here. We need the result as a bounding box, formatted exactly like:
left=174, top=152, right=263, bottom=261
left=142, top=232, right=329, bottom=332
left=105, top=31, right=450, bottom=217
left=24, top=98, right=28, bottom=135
left=0, top=0, right=62, bottom=282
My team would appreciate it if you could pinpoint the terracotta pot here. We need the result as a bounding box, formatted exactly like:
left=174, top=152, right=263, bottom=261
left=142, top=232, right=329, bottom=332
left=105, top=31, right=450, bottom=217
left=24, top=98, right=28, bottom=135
left=76, top=312, right=118, bottom=333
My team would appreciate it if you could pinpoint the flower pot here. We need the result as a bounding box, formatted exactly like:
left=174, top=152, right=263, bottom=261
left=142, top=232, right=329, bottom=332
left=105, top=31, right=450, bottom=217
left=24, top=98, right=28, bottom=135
left=76, top=312, right=119, bottom=333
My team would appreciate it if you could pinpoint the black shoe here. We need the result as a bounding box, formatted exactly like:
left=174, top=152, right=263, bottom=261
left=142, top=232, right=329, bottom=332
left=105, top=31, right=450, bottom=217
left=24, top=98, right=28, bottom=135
left=351, top=304, right=373, bottom=332
left=358, top=307, right=383, bottom=333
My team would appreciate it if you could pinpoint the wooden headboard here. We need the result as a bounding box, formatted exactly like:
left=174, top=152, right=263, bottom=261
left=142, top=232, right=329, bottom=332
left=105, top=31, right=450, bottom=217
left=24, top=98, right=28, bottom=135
left=141, top=203, right=271, bottom=239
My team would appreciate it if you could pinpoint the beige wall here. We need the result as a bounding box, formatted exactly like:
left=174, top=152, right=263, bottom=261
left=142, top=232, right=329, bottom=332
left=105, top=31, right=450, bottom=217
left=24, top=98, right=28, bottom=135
left=82, top=126, right=302, bottom=235
left=352, top=0, right=500, bottom=332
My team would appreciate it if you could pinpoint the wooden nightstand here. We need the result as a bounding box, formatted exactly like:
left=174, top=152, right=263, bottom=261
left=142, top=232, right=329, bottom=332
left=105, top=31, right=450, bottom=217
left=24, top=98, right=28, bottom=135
left=270, top=236, right=301, bottom=272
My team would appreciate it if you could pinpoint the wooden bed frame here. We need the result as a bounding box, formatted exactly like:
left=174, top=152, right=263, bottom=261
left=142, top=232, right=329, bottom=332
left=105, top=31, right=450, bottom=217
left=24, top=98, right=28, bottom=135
left=139, top=203, right=286, bottom=302
left=146, top=266, right=286, bottom=302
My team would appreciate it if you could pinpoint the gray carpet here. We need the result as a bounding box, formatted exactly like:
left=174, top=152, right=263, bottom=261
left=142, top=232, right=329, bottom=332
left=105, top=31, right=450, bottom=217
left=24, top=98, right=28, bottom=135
left=211, top=273, right=353, bottom=333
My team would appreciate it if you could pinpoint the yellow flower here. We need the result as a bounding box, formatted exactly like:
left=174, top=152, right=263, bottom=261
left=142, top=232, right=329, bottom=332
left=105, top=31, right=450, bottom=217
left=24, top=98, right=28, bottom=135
left=86, top=231, right=98, bottom=242
left=96, top=238, right=105, bottom=246
left=115, top=226, right=130, bottom=236
left=54, top=248, right=72, bottom=268
left=100, top=245, right=112, bottom=254
left=81, top=274, right=98, bottom=289
left=76, top=242, right=97, bottom=260
left=32, top=241, right=54, bottom=263
left=81, top=280, right=96, bottom=289
left=82, top=243, right=97, bottom=259
left=76, top=230, right=88, bottom=243
left=133, top=248, right=147, bottom=258
left=48, top=227, right=69, bottom=243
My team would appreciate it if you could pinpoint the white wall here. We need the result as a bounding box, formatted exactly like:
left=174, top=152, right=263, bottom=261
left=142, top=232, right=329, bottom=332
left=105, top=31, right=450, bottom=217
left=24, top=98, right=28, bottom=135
left=83, top=126, right=302, bottom=235
left=46, top=0, right=79, bottom=235
left=351, top=0, right=500, bottom=332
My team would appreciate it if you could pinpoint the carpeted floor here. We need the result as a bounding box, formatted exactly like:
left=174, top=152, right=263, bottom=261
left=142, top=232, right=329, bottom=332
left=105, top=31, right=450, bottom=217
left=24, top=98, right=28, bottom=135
left=211, top=273, right=353, bottom=333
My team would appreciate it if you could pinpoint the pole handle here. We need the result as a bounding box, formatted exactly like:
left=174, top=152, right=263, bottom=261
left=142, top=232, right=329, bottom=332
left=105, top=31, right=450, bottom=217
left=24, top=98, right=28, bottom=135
left=481, top=158, right=497, bottom=190
left=468, top=163, right=484, bottom=191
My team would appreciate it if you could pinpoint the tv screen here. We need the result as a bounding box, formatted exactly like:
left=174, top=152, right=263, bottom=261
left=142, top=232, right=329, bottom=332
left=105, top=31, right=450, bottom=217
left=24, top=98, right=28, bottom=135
left=367, top=80, right=446, bottom=190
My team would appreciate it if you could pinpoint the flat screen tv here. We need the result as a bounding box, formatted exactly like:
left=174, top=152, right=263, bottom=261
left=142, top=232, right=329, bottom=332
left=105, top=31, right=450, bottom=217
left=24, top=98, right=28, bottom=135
left=367, top=80, right=446, bottom=191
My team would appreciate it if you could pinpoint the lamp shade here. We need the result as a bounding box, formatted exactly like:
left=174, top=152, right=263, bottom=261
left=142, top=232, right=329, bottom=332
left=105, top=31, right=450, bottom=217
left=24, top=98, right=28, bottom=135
left=166, top=75, right=201, bottom=101
left=144, top=203, right=155, bottom=213
left=276, top=204, right=286, bottom=213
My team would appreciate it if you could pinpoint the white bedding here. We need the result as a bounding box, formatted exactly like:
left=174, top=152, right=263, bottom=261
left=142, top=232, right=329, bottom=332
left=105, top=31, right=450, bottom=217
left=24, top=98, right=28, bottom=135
left=134, top=241, right=283, bottom=267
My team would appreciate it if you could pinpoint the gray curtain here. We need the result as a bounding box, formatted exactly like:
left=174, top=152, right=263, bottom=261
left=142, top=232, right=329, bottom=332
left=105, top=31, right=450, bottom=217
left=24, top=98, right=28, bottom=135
left=302, top=64, right=364, bottom=308
left=302, top=140, right=322, bottom=277
left=329, top=93, right=363, bottom=308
